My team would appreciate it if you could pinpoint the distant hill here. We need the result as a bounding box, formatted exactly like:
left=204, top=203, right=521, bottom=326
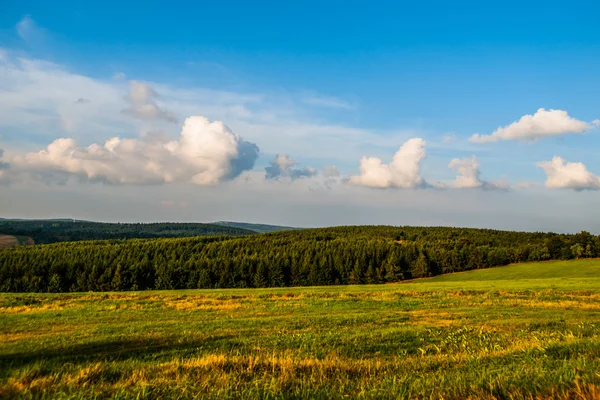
left=213, top=221, right=302, bottom=233
left=0, top=220, right=255, bottom=244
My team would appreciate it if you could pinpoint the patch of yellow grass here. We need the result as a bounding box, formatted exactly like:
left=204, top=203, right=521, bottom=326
left=408, top=310, right=463, bottom=326
left=0, top=303, right=69, bottom=314
left=163, top=298, right=249, bottom=311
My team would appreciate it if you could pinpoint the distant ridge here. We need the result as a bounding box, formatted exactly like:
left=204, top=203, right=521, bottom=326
left=213, top=221, right=302, bottom=233
left=0, top=219, right=256, bottom=244
left=0, top=218, right=84, bottom=222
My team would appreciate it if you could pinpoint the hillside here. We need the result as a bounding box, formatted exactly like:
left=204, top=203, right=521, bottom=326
left=0, top=219, right=255, bottom=244
left=424, top=258, right=600, bottom=282
left=403, top=258, right=600, bottom=291
left=1, top=225, right=598, bottom=292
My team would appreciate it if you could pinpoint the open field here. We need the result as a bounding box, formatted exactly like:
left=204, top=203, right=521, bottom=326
left=0, top=235, right=18, bottom=249
left=1, top=260, right=600, bottom=399
left=0, top=235, right=33, bottom=250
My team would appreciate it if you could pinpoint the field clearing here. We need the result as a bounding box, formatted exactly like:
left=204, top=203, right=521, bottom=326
left=0, top=234, right=33, bottom=249
left=0, top=235, right=19, bottom=249
left=1, top=260, right=600, bottom=399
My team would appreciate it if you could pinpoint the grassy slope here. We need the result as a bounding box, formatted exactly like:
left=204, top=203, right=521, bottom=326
left=1, top=260, right=600, bottom=399
left=401, top=259, right=600, bottom=290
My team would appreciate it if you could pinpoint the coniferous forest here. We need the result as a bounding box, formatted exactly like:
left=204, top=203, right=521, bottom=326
left=1, top=225, right=598, bottom=293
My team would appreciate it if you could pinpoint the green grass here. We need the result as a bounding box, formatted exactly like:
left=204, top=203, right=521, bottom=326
left=1, top=260, right=600, bottom=399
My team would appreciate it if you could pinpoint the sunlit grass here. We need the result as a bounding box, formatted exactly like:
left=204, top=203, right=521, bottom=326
left=1, top=260, right=600, bottom=399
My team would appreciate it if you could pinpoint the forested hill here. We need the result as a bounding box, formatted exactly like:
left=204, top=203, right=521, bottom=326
left=0, top=220, right=255, bottom=244
left=1, top=225, right=598, bottom=293
left=213, top=221, right=301, bottom=233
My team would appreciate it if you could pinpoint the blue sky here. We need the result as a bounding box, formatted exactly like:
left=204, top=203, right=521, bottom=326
left=1, top=1, right=600, bottom=231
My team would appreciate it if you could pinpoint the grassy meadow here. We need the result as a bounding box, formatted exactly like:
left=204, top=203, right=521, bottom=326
left=1, top=259, right=600, bottom=399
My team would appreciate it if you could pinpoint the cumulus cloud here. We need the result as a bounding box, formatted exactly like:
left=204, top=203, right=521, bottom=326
left=11, top=116, right=259, bottom=185
left=594, top=120, right=600, bottom=126
left=121, top=81, right=177, bottom=123
left=265, top=154, right=317, bottom=180
left=440, top=155, right=507, bottom=190
left=469, top=108, right=592, bottom=143
left=349, top=138, right=426, bottom=189
left=448, top=156, right=484, bottom=188
left=536, top=156, right=600, bottom=190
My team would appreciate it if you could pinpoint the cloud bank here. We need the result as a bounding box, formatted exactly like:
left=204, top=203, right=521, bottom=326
left=11, top=116, right=259, bottom=185
left=469, top=108, right=592, bottom=143
left=537, top=156, right=600, bottom=190
left=349, top=138, right=426, bottom=188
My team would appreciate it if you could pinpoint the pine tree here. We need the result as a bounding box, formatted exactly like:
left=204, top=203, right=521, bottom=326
left=365, top=262, right=376, bottom=284
left=349, top=260, right=363, bottom=285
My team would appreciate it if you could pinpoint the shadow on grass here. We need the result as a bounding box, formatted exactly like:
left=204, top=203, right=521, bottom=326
left=0, top=334, right=235, bottom=372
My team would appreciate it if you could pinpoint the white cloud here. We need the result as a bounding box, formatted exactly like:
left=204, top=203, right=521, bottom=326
left=536, top=156, right=600, bottom=190
left=594, top=119, right=600, bottom=126
left=121, top=81, right=177, bottom=123
left=0, top=53, right=133, bottom=139
left=349, top=138, right=426, bottom=189
left=439, top=155, right=508, bottom=190
left=265, top=154, right=317, bottom=180
left=10, top=116, right=259, bottom=185
left=113, top=72, right=126, bottom=80
left=469, top=108, right=592, bottom=143
left=0, top=48, right=423, bottom=169
left=448, top=156, right=484, bottom=188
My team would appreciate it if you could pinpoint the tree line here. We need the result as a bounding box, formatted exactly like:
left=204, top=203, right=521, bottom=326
left=0, top=226, right=598, bottom=292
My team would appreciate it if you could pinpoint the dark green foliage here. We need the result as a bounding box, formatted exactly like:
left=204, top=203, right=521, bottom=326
left=0, top=226, right=598, bottom=292
left=0, top=220, right=255, bottom=244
